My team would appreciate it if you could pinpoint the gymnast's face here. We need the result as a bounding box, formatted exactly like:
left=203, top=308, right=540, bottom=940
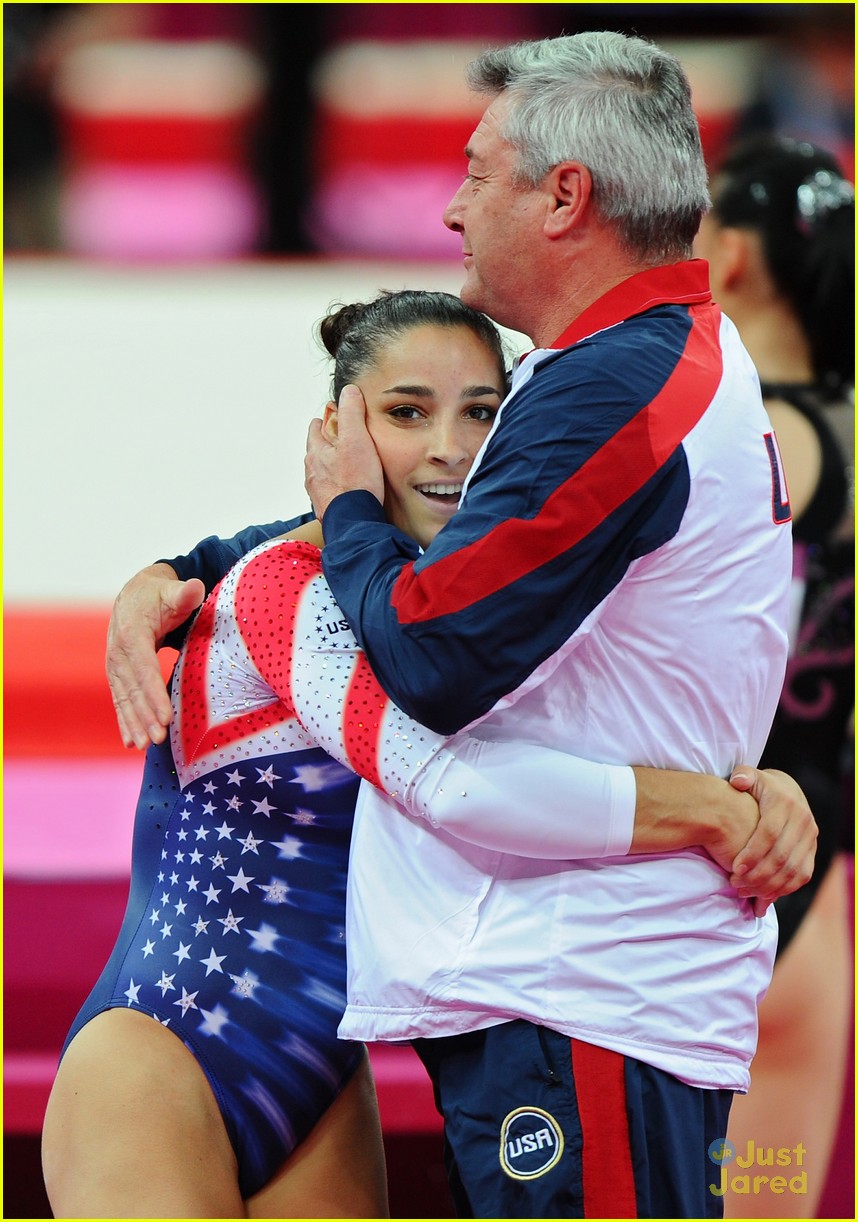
left=325, top=324, right=504, bottom=549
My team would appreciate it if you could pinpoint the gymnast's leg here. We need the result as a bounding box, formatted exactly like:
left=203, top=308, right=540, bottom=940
left=42, top=1008, right=245, bottom=1218
left=43, top=1009, right=389, bottom=1219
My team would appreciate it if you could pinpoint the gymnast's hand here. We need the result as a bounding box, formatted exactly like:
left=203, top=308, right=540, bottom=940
left=728, top=766, right=819, bottom=917
left=305, top=384, right=384, bottom=522
left=106, top=564, right=204, bottom=749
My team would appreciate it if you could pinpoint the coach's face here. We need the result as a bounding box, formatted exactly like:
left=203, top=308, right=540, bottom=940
left=443, top=94, right=544, bottom=335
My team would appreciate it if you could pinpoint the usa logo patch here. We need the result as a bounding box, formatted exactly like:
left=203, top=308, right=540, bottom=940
left=499, top=1106, right=564, bottom=1180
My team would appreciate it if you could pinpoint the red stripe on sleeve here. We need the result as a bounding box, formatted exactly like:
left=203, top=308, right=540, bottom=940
left=341, top=653, right=388, bottom=791
left=391, top=304, right=722, bottom=624
left=570, top=1038, right=638, bottom=1218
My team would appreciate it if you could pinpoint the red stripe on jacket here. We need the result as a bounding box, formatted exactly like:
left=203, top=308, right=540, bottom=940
left=391, top=303, right=722, bottom=625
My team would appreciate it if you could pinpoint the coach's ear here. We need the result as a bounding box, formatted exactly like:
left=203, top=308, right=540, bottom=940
left=322, top=400, right=338, bottom=440
left=544, top=161, right=592, bottom=237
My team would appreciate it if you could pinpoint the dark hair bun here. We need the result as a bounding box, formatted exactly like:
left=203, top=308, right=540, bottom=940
left=318, top=302, right=367, bottom=358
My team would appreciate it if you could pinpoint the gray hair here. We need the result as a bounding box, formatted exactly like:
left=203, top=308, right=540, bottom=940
left=467, top=31, right=711, bottom=261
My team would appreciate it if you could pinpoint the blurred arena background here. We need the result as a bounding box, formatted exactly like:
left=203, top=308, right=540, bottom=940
left=4, top=4, right=854, bottom=1218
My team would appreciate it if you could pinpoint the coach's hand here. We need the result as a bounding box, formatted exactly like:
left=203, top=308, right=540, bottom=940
left=305, top=384, right=384, bottom=521
left=106, top=563, right=204, bottom=749
left=728, top=766, right=819, bottom=917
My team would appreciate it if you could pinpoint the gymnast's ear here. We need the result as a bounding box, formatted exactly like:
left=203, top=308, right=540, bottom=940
left=322, top=400, right=338, bottom=440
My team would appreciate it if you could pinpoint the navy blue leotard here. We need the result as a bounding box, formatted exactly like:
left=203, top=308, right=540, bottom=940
left=63, top=545, right=364, bottom=1198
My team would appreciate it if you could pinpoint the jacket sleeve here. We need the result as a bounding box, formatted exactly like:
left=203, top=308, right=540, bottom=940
left=321, top=340, right=693, bottom=734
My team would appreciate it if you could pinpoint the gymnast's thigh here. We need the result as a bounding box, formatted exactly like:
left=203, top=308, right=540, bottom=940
left=42, top=1008, right=244, bottom=1219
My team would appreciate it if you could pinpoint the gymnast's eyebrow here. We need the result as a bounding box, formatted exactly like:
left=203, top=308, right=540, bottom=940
left=381, top=384, right=502, bottom=397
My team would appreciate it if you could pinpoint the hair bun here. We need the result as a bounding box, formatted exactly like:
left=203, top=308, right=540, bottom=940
left=318, top=301, right=367, bottom=358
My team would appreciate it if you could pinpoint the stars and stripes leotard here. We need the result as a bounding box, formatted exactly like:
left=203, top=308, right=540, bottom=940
left=63, top=542, right=372, bottom=1198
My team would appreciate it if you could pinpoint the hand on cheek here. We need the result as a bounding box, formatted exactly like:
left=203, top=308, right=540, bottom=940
left=305, top=385, right=385, bottom=520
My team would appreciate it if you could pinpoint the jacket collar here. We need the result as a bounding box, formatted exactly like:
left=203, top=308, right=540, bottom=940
left=549, top=258, right=712, bottom=350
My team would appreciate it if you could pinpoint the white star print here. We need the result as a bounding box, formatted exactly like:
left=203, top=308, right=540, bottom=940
left=218, top=909, right=244, bottom=935
left=173, top=941, right=192, bottom=964
left=259, top=879, right=289, bottom=904
left=210, top=851, right=227, bottom=870
left=226, top=769, right=245, bottom=785
left=270, top=835, right=302, bottom=861
left=124, top=979, right=141, bottom=1006
left=252, top=797, right=277, bottom=817
left=227, top=867, right=254, bottom=893
left=291, top=808, right=317, bottom=825
left=256, top=765, right=281, bottom=788
left=200, top=947, right=227, bottom=976
left=189, top=849, right=203, bottom=864
left=203, top=781, right=217, bottom=794
left=198, top=1004, right=230, bottom=1038
left=226, top=796, right=243, bottom=812
left=292, top=762, right=344, bottom=792
left=193, top=917, right=210, bottom=936
left=202, top=801, right=217, bottom=816
left=142, top=940, right=156, bottom=958
left=186, top=875, right=200, bottom=892
left=215, top=822, right=235, bottom=840
left=174, top=987, right=199, bottom=1016
left=239, top=833, right=261, bottom=855
left=246, top=923, right=279, bottom=953
left=229, top=971, right=260, bottom=999
left=156, top=971, right=176, bottom=996
left=159, top=922, right=173, bottom=940
left=203, top=883, right=221, bottom=905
